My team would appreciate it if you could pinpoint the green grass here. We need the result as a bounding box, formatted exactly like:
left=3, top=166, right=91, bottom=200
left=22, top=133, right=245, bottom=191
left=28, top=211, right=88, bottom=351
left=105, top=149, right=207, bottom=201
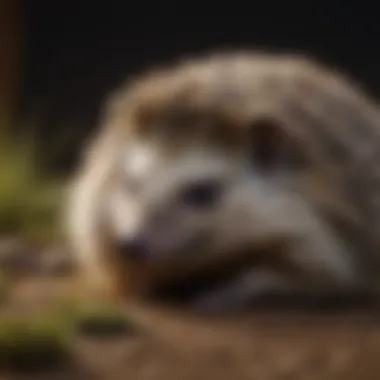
left=51, top=294, right=139, bottom=338
left=0, top=301, right=137, bottom=372
left=55, top=295, right=138, bottom=338
left=54, top=295, right=138, bottom=337
left=73, top=304, right=138, bottom=338
left=0, top=293, right=138, bottom=372
left=0, top=314, right=72, bottom=371
left=0, top=119, right=65, bottom=245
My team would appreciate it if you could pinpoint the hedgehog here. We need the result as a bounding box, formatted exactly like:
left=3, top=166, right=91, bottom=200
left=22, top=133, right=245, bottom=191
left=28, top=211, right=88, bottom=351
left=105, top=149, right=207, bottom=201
left=64, top=50, right=380, bottom=312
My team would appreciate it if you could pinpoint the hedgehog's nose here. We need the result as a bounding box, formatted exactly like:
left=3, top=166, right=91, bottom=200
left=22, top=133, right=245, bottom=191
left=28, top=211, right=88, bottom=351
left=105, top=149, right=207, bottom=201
left=118, top=237, right=149, bottom=261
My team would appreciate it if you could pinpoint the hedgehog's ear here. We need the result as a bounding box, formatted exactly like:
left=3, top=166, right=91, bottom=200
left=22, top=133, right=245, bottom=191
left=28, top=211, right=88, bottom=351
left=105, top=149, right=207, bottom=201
left=248, top=118, right=305, bottom=171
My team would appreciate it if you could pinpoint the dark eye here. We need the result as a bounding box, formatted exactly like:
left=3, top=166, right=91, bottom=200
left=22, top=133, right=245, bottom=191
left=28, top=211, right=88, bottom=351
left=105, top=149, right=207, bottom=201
left=249, top=119, right=281, bottom=170
left=180, top=179, right=224, bottom=208
left=248, top=118, right=306, bottom=171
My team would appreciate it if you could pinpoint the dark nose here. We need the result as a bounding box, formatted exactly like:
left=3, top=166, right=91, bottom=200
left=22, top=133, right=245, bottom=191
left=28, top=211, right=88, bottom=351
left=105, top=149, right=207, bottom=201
left=118, top=237, right=149, bottom=261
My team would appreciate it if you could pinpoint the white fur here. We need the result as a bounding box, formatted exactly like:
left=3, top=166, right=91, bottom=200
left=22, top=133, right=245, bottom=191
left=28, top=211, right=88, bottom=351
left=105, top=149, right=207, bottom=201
left=64, top=134, right=120, bottom=294
left=122, top=141, right=160, bottom=186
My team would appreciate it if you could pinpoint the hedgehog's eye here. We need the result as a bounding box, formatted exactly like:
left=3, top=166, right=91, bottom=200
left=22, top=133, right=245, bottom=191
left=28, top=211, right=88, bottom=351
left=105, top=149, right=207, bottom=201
left=248, top=118, right=305, bottom=172
left=249, top=119, right=282, bottom=171
left=179, top=178, right=224, bottom=209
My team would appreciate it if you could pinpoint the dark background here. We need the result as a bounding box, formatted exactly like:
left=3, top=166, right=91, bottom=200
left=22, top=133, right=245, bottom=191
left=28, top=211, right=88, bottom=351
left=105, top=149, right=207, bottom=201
left=11, top=1, right=380, bottom=172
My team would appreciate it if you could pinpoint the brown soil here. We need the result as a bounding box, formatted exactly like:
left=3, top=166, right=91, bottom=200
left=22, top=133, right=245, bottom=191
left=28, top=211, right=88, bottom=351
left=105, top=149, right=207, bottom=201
left=3, top=276, right=380, bottom=380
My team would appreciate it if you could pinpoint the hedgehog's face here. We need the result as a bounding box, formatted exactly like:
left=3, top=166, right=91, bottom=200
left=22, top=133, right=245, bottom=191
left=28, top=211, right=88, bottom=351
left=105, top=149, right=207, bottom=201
left=106, top=139, right=243, bottom=262
left=104, top=112, right=313, bottom=264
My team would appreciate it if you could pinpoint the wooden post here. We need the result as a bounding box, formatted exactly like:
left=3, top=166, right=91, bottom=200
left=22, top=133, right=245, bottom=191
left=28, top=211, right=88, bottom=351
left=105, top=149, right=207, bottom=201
left=0, top=0, right=23, bottom=124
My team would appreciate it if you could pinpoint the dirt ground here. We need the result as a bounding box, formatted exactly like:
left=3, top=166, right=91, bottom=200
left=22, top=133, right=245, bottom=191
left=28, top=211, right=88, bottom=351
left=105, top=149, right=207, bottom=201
left=3, top=276, right=380, bottom=380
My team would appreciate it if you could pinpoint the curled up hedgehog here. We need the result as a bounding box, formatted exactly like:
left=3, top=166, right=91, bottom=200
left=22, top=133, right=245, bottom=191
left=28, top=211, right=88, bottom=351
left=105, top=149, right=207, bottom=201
left=65, top=50, right=380, bottom=312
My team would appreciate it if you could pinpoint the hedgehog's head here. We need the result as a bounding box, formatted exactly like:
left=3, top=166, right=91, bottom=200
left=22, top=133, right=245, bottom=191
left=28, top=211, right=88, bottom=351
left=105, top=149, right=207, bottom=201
left=105, top=113, right=314, bottom=266
left=103, top=54, right=341, bottom=266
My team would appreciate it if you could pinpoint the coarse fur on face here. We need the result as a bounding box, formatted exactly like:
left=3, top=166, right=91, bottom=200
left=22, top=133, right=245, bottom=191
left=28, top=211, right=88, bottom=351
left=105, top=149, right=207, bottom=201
left=66, top=50, right=380, bottom=310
